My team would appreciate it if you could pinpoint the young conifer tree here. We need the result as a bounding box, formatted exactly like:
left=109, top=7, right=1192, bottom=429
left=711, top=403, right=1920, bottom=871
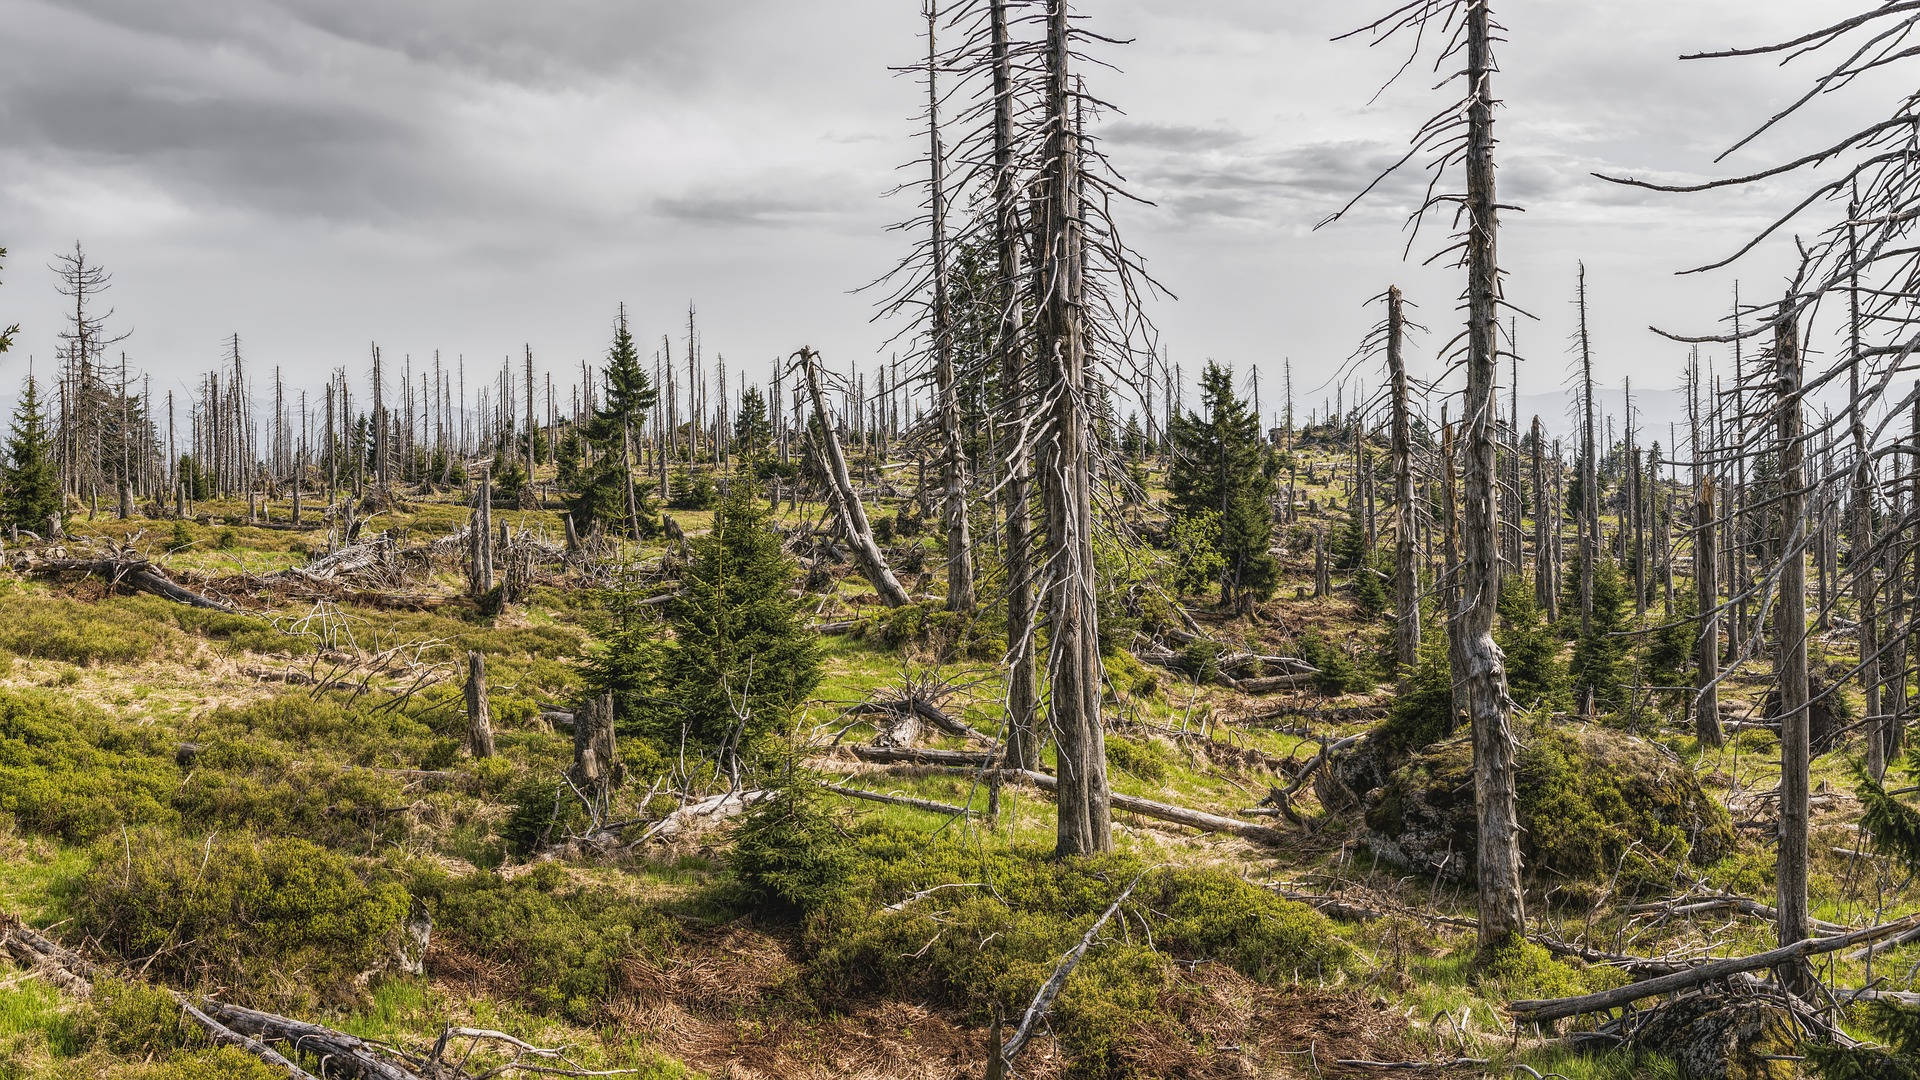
left=3, top=373, right=60, bottom=533
left=1167, top=362, right=1278, bottom=613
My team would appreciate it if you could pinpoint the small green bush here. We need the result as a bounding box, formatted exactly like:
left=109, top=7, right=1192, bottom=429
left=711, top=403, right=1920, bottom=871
left=1105, top=735, right=1170, bottom=784
left=0, top=690, right=177, bottom=842
left=410, top=862, right=677, bottom=1024
left=71, top=829, right=411, bottom=1006
left=68, top=978, right=189, bottom=1058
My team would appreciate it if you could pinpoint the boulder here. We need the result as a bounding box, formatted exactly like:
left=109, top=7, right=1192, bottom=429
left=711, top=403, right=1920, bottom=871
left=1360, top=720, right=1734, bottom=896
left=1633, top=993, right=1796, bottom=1080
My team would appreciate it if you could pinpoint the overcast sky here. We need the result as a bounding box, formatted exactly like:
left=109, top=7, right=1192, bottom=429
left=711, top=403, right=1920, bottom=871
left=0, top=0, right=1890, bottom=439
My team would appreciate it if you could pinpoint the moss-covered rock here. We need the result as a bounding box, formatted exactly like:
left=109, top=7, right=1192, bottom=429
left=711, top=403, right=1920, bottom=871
left=1362, top=720, right=1734, bottom=897
left=1633, top=993, right=1797, bottom=1080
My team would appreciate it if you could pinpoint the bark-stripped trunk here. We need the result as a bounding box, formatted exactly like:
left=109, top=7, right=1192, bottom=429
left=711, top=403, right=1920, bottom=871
left=1038, top=0, right=1110, bottom=857
left=992, top=0, right=1040, bottom=770
left=1442, top=419, right=1465, bottom=732
left=1531, top=417, right=1556, bottom=621
left=1847, top=205, right=1884, bottom=779
left=1462, top=3, right=1526, bottom=958
left=926, top=1, right=977, bottom=615
left=469, top=466, right=494, bottom=600
left=1387, top=287, right=1421, bottom=669
left=465, top=650, right=495, bottom=759
left=1577, top=265, right=1601, bottom=631
left=797, top=349, right=912, bottom=608
left=1773, top=311, right=1812, bottom=995
left=1691, top=362, right=1723, bottom=748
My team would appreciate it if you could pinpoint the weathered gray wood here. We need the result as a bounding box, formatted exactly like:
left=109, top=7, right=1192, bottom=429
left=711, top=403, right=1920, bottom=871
left=1508, top=914, right=1920, bottom=1024
left=1388, top=288, right=1420, bottom=669
left=1460, top=2, right=1527, bottom=958
left=465, top=650, right=494, bottom=759
left=1774, top=310, right=1812, bottom=995
left=796, top=348, right=911, bottom=608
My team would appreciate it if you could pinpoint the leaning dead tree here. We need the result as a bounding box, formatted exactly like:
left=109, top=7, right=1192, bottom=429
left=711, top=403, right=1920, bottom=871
left=1325, top=0, right=1528, bottom=958
left=794, top=347, right=912, bottom=608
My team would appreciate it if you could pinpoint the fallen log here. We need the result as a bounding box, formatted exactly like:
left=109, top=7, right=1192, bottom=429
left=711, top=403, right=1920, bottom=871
left=847, top=698, right=994, bottom=744
left=1508, top=914, right=1920, bottom=1023
left=635, top=789, right=772, bottom=844
left=849, top=745, right=998, bottom=768
left=30, top=555, right=236, bottom=612
left=1010, top=770, right=1288, bottom=845
left=822, top=782, right=971, bottom=817
left=202, top=1000, right=423, bottom=1080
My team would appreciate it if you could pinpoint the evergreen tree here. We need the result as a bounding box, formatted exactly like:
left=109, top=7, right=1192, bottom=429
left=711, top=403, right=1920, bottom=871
left=1570, top=555, right=1630, bottom=712
left=1167, top=362, right=1278, bottom=612
left=571, top=311, right=659, bottom=537
left=1497, top=574, right=1565, bottom=711
left=733, top=385, right=772, bottom=463
left=660, top=481, right=820, bottom=755
left=2, top=374, right=60, bottom=532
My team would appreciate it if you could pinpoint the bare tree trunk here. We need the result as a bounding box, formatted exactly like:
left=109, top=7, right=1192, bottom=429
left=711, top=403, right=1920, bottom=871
left=925, top=0, right=977, bottom=615
left=1773, top=310, right=1812, bottom=996
left=1531, top=417, right=1556, bottom=621
left=1462, top=2, right=1526, bottom=958
left=465, top=651, right=495, bottom=759
left=1038, top=0, right=1110, bottom=857
left=1443, top=416, right=1464, bottom=729
left=1690, top=359, right=1723, bottom=748
left=571, top=691, right=621, bottom=805
left=1847, top=202, right=1884, bottom=780
left=991, top=0, right=1039, bottom=771
left=1388, top=287, right=1421, bottom=668
left=470, top=466, right=494, bottom=601
left=797, top=349, right=912, bottom=607
left=1577, top=265, right=1601, bottom=631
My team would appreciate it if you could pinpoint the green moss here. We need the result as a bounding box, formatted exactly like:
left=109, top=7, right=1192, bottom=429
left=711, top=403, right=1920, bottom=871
left=1105, top=735, right=1170, bottom=784
left=1366, top=719, right=1735, bottom=897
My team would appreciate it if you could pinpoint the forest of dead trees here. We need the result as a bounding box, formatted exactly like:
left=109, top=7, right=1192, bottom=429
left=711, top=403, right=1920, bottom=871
left=11, top=1, right=1920, bottom=1078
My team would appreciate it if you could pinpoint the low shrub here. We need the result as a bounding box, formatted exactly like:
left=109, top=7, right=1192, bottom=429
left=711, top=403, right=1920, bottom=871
left=737, top=805, right=1352, bottom=1080
left=410, top=862, right=678, bottom=1024
left=0, top=690, right=176, bottom=843
left=70, top=829, right=411, bottom=1006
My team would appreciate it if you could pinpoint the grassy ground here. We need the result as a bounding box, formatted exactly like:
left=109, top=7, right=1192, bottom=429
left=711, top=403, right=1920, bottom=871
left=0, top=443, right=1909, bottom=1079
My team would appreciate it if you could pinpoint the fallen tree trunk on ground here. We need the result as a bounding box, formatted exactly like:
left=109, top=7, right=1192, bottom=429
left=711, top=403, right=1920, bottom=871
left=28, top=555, right=236, bottom=612
left=822, top=782, right=972, bottom=817
left=1508, top=914, right=1920, bottom=1023
left=847, top=698, right=994, bottom=744
left=202, top=1000, right=424, bottom=1080
left=1, top=917, right=323, bottom=1080
left=849, top=745, right=997, bottom=767
left=1010, top=770, right=1288, bottom=845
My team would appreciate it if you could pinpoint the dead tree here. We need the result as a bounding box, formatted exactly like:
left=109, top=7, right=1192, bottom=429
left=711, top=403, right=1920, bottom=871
left=571, top=691, right=621, bottom=807
left=1386, top=286, right=1421, bottom=668
left=925, top=1, right=977, bottom=614
left=1689, top=356, right=1723, bottom=748
left=796, top=348, right=912, bottom=607
left=468, top=465, right=494, bottom=601
left=1327, top=0, right=1526, bottom=958
left=1034, top=0, right=1110, bottom=857
left=990, top=0, right=1040, bottom=771
left=1531, top=417, right=1557, bottom=622
left=1576, top=264, right=1602, bottom=630
left=1774, top=311, right=1813, bottom=995
left=465, top=650, right=495, bottom=759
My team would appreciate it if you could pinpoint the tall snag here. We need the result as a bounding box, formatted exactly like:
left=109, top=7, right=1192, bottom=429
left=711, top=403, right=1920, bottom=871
left=1327, top=0, right=1526, bottom=957
left=1035, top=0, right=1109, bottom=856
left=1689, top=355, right=1723, bottom=749
left=1773, top=310, right=1812, bottom=994
left=989, top=0, right=1039, bottom=770
left=1386, top=286, right=1421, bottom=669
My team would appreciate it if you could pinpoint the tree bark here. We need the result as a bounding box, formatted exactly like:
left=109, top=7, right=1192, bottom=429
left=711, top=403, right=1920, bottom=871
left=1773, top=310, right=1812, bottom=996
left=925, top=0, right=976, bottom=616
left=465, top=650, right=494, bottom=759
left=1388, top=287, right=1421, bottom=669
left=1038, top=0, right=1111, bottom=857
left=992, top=0, right=1040, bottom=772
left=1462, top=1, right=1526, bottom=959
